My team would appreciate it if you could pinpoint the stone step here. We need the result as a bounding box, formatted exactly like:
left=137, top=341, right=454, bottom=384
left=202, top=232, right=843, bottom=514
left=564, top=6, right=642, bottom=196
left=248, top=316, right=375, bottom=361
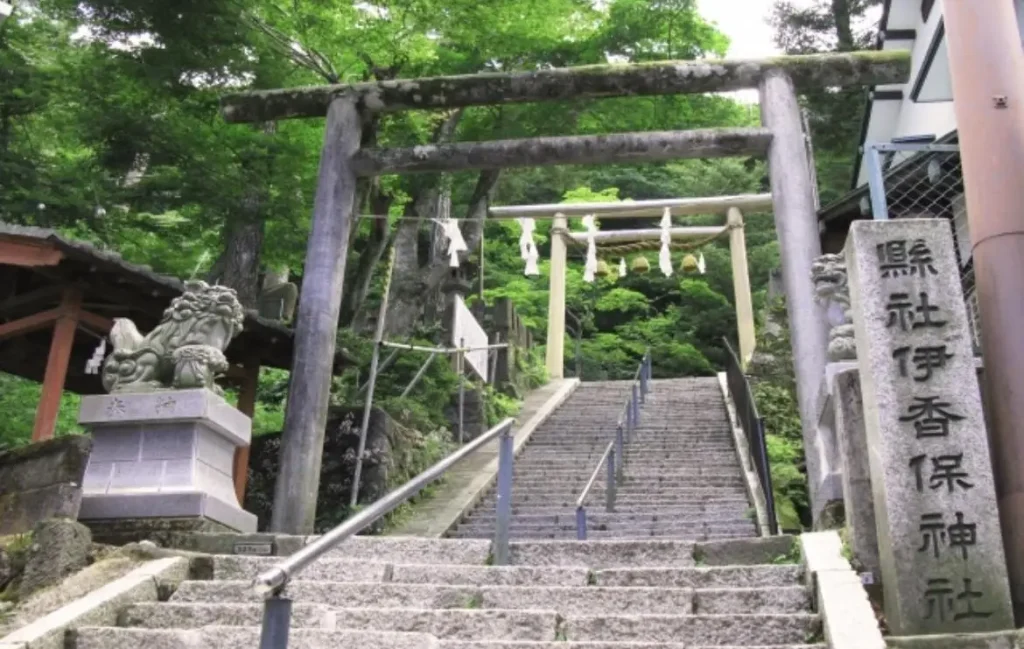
left=563, top=614, right=820, bottom=645
left=477, top=498, right=751, bottom=511
left=481, top=503, right=751, bottom=516
left=121, top=604, right=560, bottom=640
left=170, top=581, right=807, bottom=616
left=463, top=511, right=753, bottom=527
left=442, top=638, right=823, bottom=642
left=449, top=528, right=756, bottom=542
left=508, top=540, right=696, bottom=567
left=452, top=522, right=756, bottom=538
left=507, top=475, right=747, bottom=487
left=214, top=557, right=591, bottom=586
left=592, top=565, right=804, bottom=589
left=317, top=536, right=490, bottom=564
left=71, top=627, right=437, bottom=649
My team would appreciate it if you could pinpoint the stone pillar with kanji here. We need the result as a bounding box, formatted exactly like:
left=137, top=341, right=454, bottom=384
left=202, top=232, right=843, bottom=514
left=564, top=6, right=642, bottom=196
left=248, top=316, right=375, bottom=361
left=845, top=219, right=1013, bottom=635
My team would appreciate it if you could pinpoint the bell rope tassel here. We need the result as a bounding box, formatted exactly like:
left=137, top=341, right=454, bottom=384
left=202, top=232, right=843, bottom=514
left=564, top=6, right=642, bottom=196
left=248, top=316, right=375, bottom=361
left=618, top=257, right=627, bottom=278
left=658, top=206, right=673, bottom=277
left=582, top=214, right=598, bottom=283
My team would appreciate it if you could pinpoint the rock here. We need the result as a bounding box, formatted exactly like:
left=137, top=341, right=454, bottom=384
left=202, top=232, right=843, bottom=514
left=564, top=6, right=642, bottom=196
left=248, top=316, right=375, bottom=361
left=0, top=545, right=12, bottom=589
left=19, top=518, right=92, bottom=598
left=0, top=435, right=92, bottom=536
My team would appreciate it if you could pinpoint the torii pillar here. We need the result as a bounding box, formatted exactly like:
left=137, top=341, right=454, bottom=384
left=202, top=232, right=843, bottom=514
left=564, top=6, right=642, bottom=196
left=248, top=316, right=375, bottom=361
left=545, top=213, right=568, bottom=379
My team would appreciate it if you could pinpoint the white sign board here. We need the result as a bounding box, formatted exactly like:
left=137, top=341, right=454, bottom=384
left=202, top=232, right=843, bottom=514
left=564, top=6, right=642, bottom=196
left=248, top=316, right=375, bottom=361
left=452, top=295, right=488, bottom=380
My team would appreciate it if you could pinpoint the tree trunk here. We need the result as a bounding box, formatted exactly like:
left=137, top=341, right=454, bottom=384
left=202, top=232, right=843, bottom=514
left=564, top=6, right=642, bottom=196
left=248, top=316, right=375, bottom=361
left=341, top=185, right=393, bottom=330
left=217, top=218, right=265, bottom=308
left=831, top=0, right=855, bottom=51
left=210, top=121, right=276, bottom=309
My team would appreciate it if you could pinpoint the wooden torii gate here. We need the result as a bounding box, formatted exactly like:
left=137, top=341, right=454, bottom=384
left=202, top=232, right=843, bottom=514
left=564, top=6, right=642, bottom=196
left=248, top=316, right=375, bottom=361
left=490, top=193, right=774, bottom=375
left=220, top=51, right=911, bottom=534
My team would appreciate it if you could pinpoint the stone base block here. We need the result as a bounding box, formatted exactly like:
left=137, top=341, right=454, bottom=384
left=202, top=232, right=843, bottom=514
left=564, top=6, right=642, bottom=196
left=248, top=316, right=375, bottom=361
left=80, top=491, right=256, bottom=541
left=83, top=512, right=243, bottom=547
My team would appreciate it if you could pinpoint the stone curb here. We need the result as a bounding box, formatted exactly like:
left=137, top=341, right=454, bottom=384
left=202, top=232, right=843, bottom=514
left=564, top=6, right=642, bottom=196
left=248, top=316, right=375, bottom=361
left=716, top=372, right=772, bottom=536
left=432, top=378, right=580, bottom=538
left=0, top=557, right=189, bottom=649
left=800, top=531, right=884, bottom=649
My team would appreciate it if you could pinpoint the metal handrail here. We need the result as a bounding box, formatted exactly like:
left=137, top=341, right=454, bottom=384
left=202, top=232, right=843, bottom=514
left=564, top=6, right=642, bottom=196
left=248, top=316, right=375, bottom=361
left=255, top=417, right=516, bottom=648
left=722, top=337, right=779, bottom=536
left=575, top=440, right=615, bottom=510
left=574, top=351, right=650, bottom=540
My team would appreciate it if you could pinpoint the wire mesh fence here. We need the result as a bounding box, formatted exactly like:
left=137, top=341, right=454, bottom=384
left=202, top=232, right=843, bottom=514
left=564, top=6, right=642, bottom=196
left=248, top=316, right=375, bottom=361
left=865, top=142, right=980, bottom=351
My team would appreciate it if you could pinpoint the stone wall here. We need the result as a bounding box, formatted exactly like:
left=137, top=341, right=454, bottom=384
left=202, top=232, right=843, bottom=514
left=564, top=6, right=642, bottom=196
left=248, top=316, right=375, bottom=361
left=0, top=436, right=92, bottom=536
left=244, top=406, right=448, bottom=533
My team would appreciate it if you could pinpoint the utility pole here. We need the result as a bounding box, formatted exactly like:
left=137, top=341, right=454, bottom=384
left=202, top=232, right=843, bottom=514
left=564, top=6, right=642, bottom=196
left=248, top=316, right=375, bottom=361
left=945, top=0, right=1024, bottom=623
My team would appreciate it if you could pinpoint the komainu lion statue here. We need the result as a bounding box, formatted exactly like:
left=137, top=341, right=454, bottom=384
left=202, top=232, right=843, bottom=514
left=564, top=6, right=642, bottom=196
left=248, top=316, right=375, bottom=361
left=811, top=253, right=857, bottom=362
left=102, top=281, right=245, bottom=393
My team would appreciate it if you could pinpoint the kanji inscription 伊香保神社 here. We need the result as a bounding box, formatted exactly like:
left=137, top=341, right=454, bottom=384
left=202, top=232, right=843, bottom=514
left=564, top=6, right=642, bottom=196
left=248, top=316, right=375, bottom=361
left=845, top=219, right=1013, bottom=635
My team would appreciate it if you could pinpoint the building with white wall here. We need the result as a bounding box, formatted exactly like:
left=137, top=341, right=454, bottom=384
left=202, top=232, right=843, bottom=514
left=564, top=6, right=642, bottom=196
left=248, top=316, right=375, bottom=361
left=815, top=0, right=1020, bottom=348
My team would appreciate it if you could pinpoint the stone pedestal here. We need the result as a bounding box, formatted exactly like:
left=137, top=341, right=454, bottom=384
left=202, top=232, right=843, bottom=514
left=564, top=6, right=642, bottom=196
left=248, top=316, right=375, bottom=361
left=78, top=389, right=257, bottom=535
left=814, top=361, right=857, bottom=528
left=846, top=219, right=1012, bottom=635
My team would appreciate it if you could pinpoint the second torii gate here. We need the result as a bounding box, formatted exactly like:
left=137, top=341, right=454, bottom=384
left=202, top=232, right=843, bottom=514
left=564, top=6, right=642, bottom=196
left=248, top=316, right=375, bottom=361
left=490, top=193, right=772, bottom=377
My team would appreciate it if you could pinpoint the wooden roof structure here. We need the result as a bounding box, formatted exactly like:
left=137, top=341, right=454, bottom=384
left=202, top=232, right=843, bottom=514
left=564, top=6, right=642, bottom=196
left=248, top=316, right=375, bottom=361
left=0, top=223, right=350, bottom=448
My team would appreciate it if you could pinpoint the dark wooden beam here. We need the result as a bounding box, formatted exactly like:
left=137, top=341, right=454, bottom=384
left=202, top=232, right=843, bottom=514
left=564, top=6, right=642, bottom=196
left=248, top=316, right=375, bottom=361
left=233, top=356, right=261, bottom=505
left=0, top=308, right=62, bottom=341
left=32, top=288, right=82, bottom=442
left=79, top=309, right=113, bottom=333
left=0, top=285, right=63, bottom=315
left=221, top=51, right=911, bottom=123
left=352, top=128, right=772, bottom=175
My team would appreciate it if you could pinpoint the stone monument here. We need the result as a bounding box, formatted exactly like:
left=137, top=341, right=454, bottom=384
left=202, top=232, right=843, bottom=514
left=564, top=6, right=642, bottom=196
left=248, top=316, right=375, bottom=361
left=846, top=219, right=1012, bottom=635
left=78, top=281, right=257, bottom=539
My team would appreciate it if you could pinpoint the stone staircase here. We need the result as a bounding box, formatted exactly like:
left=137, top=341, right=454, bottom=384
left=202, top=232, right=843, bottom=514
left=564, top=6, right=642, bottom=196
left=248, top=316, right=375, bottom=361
left=451, top=378, right=757, bottom=540
left=68, top=536, right=824, bottom=648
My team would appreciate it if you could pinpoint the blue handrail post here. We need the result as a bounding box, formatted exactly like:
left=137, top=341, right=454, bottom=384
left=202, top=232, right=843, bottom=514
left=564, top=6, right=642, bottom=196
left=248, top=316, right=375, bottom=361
left=625, top=402, right=634, bottom=443
left=639, top=358, right=647, bottom=403
left=259, top=595, right=292, bottom=649
left=605, top=447, right=616, bottom=512
left=576, top=506, right=587, bottom=540
left=493, top=424, right=514, bottom=565
left=615, top=424, right=625, bottom=478
left=631, top=384, right=639, bottom=425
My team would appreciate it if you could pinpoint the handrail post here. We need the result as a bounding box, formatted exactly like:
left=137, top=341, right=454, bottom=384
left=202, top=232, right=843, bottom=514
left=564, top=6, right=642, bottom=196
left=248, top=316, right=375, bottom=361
left=625, top=404, right=633, bottom=443
left=259, top=595, right=292, bottom=649
left=631, top=384, right=639, bottom=425
left=494, top=424, right=514, bottom=564
left=615, top=424, right=625, bottom=478
left=576, top=506, right=587, bottom=540
left=605, top=447, right=616, bottom=512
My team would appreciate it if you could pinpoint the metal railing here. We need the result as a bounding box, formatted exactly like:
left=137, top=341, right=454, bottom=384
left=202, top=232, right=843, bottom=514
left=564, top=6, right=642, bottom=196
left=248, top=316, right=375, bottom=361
left=255, top=417, right=516, bottom=649
left=574, top=352, right=651, bottom=540
left=722, top=338, right=778, bottom=536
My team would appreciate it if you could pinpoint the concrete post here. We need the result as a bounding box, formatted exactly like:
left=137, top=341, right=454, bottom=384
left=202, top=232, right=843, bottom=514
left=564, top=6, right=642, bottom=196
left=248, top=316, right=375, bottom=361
left=727, top=207, right=756, bottom=367
left=945, top=0, right=1024, bottom=621
left=759, top=71, right=832, bottom=522
left=545, top=213, right=568, bottom=379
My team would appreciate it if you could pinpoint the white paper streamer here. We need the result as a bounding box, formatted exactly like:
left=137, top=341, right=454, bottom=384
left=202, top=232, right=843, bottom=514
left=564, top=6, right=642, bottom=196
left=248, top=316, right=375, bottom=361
left=435, top=217, right=468, bottom=268
left=518, top=217, right=540, bottom=276
left=618, top=258, right=627, bottom=278
left=697, top=252, right=706, bottom=275
left=658, top=206, right=673, bottom=277
left=582, top=214, right=598, bottom=283
left=524, top=248, right=540, bottom=276
left=85, top=338, right=106, bottom=375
